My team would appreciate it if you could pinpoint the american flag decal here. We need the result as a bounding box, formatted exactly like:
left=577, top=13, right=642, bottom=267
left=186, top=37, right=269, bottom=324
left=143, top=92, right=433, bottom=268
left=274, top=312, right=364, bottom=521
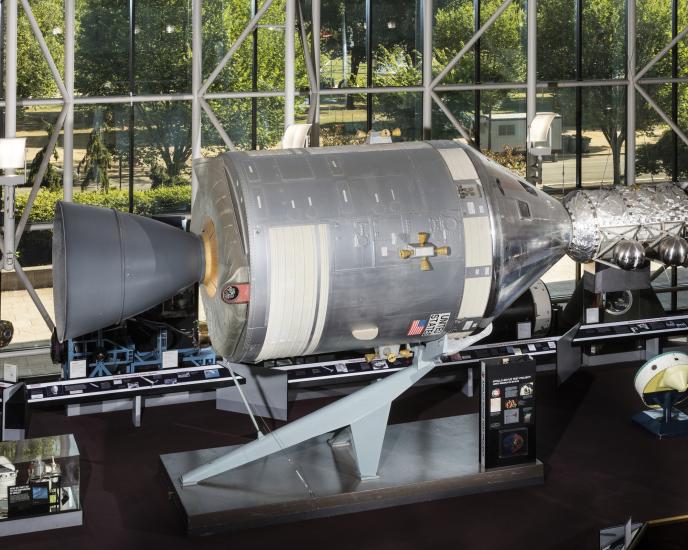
left=407, top=319, right=427, bottom=336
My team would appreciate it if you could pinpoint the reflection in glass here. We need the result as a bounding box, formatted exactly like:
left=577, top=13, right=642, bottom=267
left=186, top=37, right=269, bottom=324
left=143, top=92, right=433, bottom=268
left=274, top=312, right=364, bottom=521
left=635, top=0, right=672, bottom=80
left=135, top=0, right=192, bottom=95
left=204, top=0, right=253, bottom=93
left=134, top=102, right=192, bottom=213
left=581, top=86, right=626, bottom=186
left=75, top=0, right=129, bottom=96
left=433, top=0, right=474, bottom=84
left=18, top=0, right=65, bottom=99
left=480, top=88, right=526, bottom=152
left=480, top=0, right=526, bottom=83
left=581, top=0, right=625, bottom=80
left=371, top=0, right=421, bottom=87
left=319, top=94, right=367, bottom=145
left=537, top=88, right=575, bottom=196
left=536, top=0, right=574, bottom=81
left=75, top=104, right=130, bottom=193
left=635, top=84, right=673, bottom=184
left=372, top=92, right=421, bottom=141
left=431, top=91, right=474, bottom=140
left=320, top=0, right=366, bottom=90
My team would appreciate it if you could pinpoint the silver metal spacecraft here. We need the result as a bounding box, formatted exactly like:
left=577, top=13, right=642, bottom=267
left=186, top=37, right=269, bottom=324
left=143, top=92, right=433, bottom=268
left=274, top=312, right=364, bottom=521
left=564, top=183, right=688, bottom=269
left=53, top=141, right=572, bottom=357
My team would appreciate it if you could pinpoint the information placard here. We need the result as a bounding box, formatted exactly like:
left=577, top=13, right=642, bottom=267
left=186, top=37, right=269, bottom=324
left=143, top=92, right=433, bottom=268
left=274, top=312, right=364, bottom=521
left=480, top=356, right=537, bottom=470
left=3, top=364, right=17, bottom=383
left=69, top=360, right=87, bottom=379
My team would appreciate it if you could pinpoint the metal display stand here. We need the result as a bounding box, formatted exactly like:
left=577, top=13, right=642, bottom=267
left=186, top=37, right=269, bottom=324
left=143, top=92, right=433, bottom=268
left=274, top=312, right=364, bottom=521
left=161, top=326, right=543, bottom=534
left=162, top=415, right=543, bottom=535
left=0, top=434, right=82, bottom=537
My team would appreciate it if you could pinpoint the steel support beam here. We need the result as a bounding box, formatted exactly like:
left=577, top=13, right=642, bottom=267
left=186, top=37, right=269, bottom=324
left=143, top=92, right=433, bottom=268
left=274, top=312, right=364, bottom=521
left=181, top=325, right=492, bottom=486
left=430, top=91, right=473, bottom=143
left=296, top=0, right=317, bottom=125
left=636, top=24, right=688, bottom=82
left=191, top=0, right=202, bottom=200
left=3, top=0, right=17, bottom=270
left=636, top=83, right=688, bottom=149
left=199, top=0, right=275, bottom=97
left=200, top=98, right=235, bottom=150
left=15, top=104, right=68, bottom=243
left=430, top=0, right=512, bottom=89
left=20, top=0, right=68, bottom=98
left=63, top=0, right=74, bottom=202
left=284, top=0, right=295, bottom=128
left=422, top=0, right=433, bottom=139
left=626, top=0, right=636, bottom=186
left=14, top=261, right=54, bottom=332
left=311, top=0, right=321, bottom=145
left=526, top=0, right=536, bottom=182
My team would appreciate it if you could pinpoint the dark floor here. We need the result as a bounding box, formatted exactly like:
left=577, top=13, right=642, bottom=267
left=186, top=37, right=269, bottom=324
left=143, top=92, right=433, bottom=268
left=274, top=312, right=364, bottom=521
left=6, top=363, right=688, bottom=550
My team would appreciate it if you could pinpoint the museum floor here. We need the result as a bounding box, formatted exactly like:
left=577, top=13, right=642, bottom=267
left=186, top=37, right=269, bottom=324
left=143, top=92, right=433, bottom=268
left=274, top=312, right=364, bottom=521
left=6, top=362, right=688, bottom=550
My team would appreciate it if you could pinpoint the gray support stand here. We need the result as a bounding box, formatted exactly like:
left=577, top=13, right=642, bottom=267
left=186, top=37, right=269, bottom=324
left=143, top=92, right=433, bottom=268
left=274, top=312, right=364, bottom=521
left=329, top=401, right=392, bottom=479
left=462, top=366, right=474, bottom=397
left=132, top=395, right=142, bottom=428
left=557, top=323, right=582, bottom=385
left=645, top=337, right=660, bottom=360
left=216, top=363, right=288, bottom=421
left=2, top=383, right=25, bottom=441
left=181, top=325, right=493, bottom=486
left=348, top=402, right=392, bottom=479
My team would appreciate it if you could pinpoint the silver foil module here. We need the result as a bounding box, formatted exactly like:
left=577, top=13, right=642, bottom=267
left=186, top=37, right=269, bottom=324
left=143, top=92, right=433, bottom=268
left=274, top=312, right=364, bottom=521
left=564, top=183, right=688, bottom=264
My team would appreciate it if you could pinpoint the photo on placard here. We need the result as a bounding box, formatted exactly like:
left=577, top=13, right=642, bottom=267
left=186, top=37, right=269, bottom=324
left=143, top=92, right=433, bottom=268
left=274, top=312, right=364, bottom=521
left=499, top=428, right=529, bottom=458
left=519, top=381, right=534, bottom=398
left=504, top=409, right=519, bottom=424
left=522, top=407, right=534, bottom=424
left=490, top=397, right=502, bottom=412
left=504, top=399, right=519, bottom=410
left=505, top=386, right=518, bottom=398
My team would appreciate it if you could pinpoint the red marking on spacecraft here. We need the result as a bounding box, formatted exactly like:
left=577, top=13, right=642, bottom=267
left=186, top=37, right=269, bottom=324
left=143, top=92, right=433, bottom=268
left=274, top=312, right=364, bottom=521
left=222, top=283, right=250, bottom=304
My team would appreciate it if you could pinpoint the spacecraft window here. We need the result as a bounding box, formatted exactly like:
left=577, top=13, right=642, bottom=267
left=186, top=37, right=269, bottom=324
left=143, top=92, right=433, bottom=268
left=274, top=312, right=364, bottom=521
left=517, top=200, right=531, bottom=219
left=518, top=180, right=538, bottom=197
left=495, top=178, right=505, bottom=196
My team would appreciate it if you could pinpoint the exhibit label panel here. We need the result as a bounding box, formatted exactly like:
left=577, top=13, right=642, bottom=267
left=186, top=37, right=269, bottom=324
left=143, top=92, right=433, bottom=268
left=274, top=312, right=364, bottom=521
left=480, top=356, right=537, bottom=470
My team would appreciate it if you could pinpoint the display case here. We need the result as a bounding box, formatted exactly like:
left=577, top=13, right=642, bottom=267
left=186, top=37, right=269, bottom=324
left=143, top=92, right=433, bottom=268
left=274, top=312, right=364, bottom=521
left=0, top=434, right=81, bottom=535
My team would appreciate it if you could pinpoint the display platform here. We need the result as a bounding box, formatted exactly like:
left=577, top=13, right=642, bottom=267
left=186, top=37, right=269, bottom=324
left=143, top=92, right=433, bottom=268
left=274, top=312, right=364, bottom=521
left=161, top=414, right=543, bottom=536
left=0, top=434, right=82, bottom=536
left=633, top=409, right=688, bottom=438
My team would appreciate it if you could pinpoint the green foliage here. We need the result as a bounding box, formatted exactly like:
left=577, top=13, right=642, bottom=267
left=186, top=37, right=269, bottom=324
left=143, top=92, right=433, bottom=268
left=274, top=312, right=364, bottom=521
left=148, top=163, right=189, bottom=188
left=637, top=131, right=687, bottom=180
left=17, top=0, right=64, bottom=99
left=15, top=185, right=192, bottom=223
left=27, top=121, right=62, bottom=191
left=78, top=126, right=112, bottom=192
left=484, top=146, right=526, bottom=177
